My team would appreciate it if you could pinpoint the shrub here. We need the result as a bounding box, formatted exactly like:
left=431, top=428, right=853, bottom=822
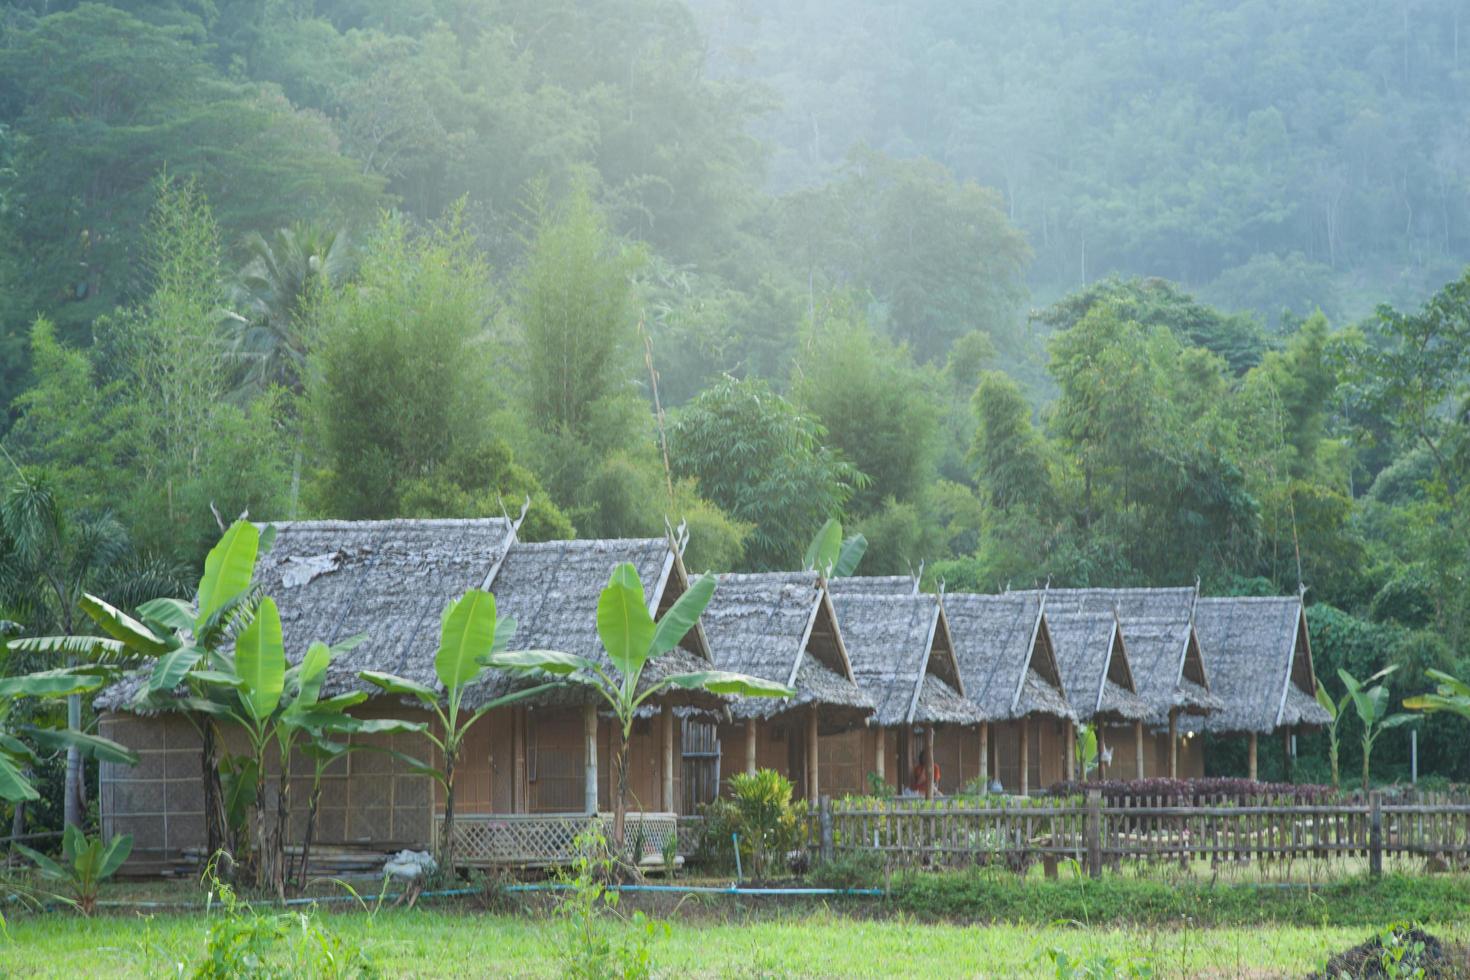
left=15, top=826, right=132, bottom=915
left=554, top=829, right=668, bottom=980
left=1044, top=777, right=1331, bottom=804
left=808, top=851, right=887, bottom=890
left=726, top=769, right=809, bottom=878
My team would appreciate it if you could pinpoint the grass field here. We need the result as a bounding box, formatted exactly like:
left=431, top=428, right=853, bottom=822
left=7, top=908, right=1467, bottom=978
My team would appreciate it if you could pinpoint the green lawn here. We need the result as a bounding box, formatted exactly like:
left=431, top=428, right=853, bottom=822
left=4, top=909, right=1468, bottom=978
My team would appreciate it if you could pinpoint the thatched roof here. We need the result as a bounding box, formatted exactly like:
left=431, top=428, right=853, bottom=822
left=466, top=536, right=720, bottom=710
left=942, top=592, right=1074, bottom=722
left=826, top=575, right=919, bottom=597
left=1193, top=595, right=1329, bottom=735
left=1018, top=588, right=1220, bottom=726
left=701, top=571, right=871, bottom=725
left=97, top=518, right=517, bottom=711
left=1047, top=612, right=1149, bottom=723
left=830, top=592, right=982, bottom=727
left=99, top=522, right=722, bottom=714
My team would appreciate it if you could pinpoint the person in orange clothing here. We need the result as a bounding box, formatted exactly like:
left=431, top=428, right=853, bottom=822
left=910, top=747, right=941, bottom=796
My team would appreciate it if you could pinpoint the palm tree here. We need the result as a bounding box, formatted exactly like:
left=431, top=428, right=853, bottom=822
left=225, top=224, right=352, bottom=397
left=0, top=469, right=131, bottom=830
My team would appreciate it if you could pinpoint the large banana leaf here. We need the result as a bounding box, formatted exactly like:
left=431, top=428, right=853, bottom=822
left=434, top=590, right=497, bottom=690
left=0, top=754, right=40, bottom=802
left=8, top=634, right=128, bottom=659
left=658, top=670, right=794, bottom=698
left=597, top=566, right=655, bottom=683
left=137, top=597, right=196, bottom=633
left=196, top=521, right=259, bottom=628
left=234, top=596, right=285, bottom=722
left=0, top=668, right=107, bottom=698
left=650, top=573, right=715, bottom=658
left=26, top=727, right=139, bottom=765
left=96, top=833, right=134, bottom=881
left=803, top=518, right=842, bottom=574
left=294, top=641, right=332, bottom=707
left=13, top=841, right=65, bottom=878
left=79, top=594, right=170, bottom=655
left=148, top=647, right=203, bottom=694
left=359, top=670, right=438, bottom=702
left=833, top=533, right=868, bottom=578
left=488, top=649, right=602, bottom=677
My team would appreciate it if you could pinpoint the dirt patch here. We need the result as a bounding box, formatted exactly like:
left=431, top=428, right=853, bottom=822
left=1311, top=928, right=1469, bottom=978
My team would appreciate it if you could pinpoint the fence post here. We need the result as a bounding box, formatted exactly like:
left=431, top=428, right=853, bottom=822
left=1085, top=789, right=1102, bottom=879
left=820, top=795, right=834, bottom=865
left=1369, top=791, right=1383, bottom=878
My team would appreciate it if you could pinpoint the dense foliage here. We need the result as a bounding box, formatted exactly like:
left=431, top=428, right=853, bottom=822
left=2, top=0, right=1470, bottom=844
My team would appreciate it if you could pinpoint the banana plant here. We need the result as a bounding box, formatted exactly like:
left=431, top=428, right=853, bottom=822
left=1314, top=679, right=1352, bottom=790
left=1075, top=723, right=1099, bottom=780
left=803, top=518, right=868, bottom=579
left=1339, top=666, right=1416, bottom=792
left=1404, top=669, right=1470, bottom=722
left=0, top=666, right=138, bottom=803
left=13, top=520, right=272, bottom=855
left=490, top=563, right=793, bottom=856
left=360, top=589, right=553, bottom=876
left=14, top=824, right=133, bottom=915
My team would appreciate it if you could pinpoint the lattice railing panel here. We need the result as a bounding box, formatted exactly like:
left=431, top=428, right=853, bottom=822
left=440, top=811, right=680, bottom=868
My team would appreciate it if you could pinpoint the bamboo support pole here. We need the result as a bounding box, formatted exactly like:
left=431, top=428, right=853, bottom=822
left=661, top=705, right=674, bottom=813
left=583, top=704, right=598, bottom=815
left=745, top=720, right=757, bottom=776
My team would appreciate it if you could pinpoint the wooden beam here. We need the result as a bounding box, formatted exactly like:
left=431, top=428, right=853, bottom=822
left=1134, top=720, right=1144, bottom=780
left=1065, top=720, right=1076, bottom=783
left=1020, top=720, right=1030, bottom=796
left=513, top=706, right=526, bottom=813
left=1168, top=709, right=1179, bottom=779
left=805, top=706, right=819, bottom=803
left=924, top=725, right=936, bottom=800
left=1283, top=726, right=1293, bottom=782
left=661, top=704, right=675, bottom=813
left=874, top=728, right=885, bottom=784
left=744, top=719, right=758, bottom=776
left=583, top=703, right=598, bottom=815
left=978, top=722, right=989, bottom=786
left=1248, top=732, right=1258, bottom=782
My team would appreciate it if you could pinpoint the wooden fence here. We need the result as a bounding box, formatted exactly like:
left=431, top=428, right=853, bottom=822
left=818, top=792, right=1470, bottom=876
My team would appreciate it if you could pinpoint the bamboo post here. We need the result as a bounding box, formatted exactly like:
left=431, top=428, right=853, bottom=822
left=924, top=725, right=936, bottom=800
left=820, top=796, right=834, bottom=863
left=1086, top=789, right=1102, bottom=879
left=806, top=706, right=820, bottom=803
left=1283, top=726, right=1293, bottom=782
left=979, top=722, right=989, bottom=786
left=1065, top=720, right=1076, bottom=783
left=1168, top=709, right=1179, bottom=779
left=874, top=728, right=886, bottom=785
left=1248, top=732, right=1258, bottom=782
left=1370, top=791, right=1383, bottom=878
left=1134, top=720, right=1144, bottom=779
left=1020, top=720, right=1030, bottom=796
left=744, top=720, right=758, bottom=776
left=661, top=704, right=675, bottom=813
left=583, top=703, right=598, bottom=815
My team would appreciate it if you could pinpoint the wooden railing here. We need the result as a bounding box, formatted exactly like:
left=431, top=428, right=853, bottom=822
left=819, top=792, right=1470, bottom=875
left=438, top=811, right=679, bottom=868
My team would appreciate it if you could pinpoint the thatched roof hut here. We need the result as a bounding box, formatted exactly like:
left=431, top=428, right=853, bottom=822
left=828, top=592, right=983, bottom=727
left=1192, top=595, right=1329, bottom=734
left=1046, top=612, right=1150, bottom=723
left=1019, top=588, right=1220, bottom=727
left=701, top=571, right=872, bottom=727
left=942, top=592, right=1074, bottom=722
left=97, top=518, right=519, bottom=710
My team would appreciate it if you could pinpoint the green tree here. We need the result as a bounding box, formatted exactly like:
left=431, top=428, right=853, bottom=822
left=969, top=371, right=1055, bottom=513
left=1338, top=666, right=1416, bottom=792
left=668, top=377, right=863, bottom=570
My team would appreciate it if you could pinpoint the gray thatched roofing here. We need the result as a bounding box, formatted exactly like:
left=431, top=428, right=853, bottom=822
left=1193, top=595, right=1329, bottom=735
left=826, top=575, right=919, bottom=597
left=465, top=536, right=720, bottom=710
left=701, top=572, right=872, bottom=724
left=1017, top=587, right=1219, bottom=726
left=942, top=592, right=1073, bottom=722
left=96, top=518, right=516, bottom=711
left=1047, top=612, right=1149, bottom=722
left=830, top=592, right=981, bottom=727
